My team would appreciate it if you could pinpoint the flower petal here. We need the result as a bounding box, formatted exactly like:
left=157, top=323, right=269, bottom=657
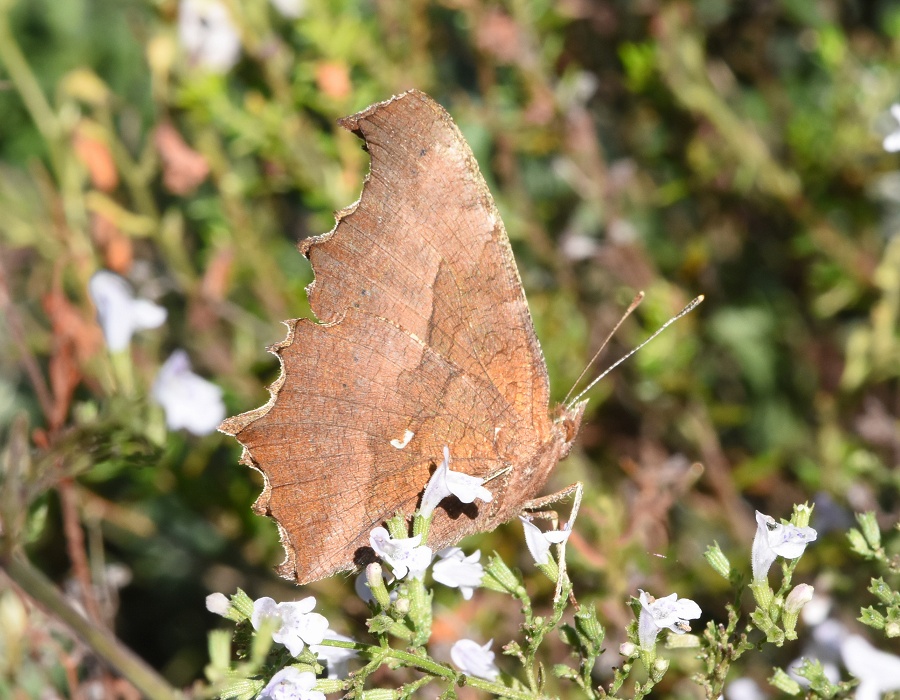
left=178, top=0, right=242, bottom=73
left=432, top=547, right=484, bottom=594
left=131, top=299, right=168, bottom=331
left=450, top=638, right=500, bottom=681
left=520, top=517, right=552, bottom=565
left=884, top=131, right=900, bottom=153
left=152, top=350, right=225, bottom=435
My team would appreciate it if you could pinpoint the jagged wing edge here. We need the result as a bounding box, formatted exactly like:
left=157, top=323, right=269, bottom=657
left=217, top=177, right=366, bottom=581
left=217, top=317, right=300, bottom=580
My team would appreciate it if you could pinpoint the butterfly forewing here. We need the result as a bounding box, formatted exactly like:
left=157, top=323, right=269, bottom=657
left=221, top=90, right=561, bottom=584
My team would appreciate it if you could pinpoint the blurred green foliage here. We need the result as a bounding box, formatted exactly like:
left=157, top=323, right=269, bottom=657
left=1, top=0, right=900, bottom=695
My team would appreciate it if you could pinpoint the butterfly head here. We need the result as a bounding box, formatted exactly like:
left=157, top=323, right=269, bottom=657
left=554, top=399, right=588, bottom=458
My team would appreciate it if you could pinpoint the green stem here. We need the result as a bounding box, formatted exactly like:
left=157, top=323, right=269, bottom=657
left=1, top=553, right=184, bottom=700
left=0, top=8, right=62, bottom=171
left=383, top=649, right=538, bottom=700
left=383, top=648, right=456, bottom=680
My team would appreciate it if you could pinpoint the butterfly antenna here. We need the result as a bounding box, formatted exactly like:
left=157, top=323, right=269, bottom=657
left=565, top=295, right=705, bottom=409
left=562, top=291, right=645, bottom=406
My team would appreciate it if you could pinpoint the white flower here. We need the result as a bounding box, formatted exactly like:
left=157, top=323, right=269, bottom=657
left=309, top=630, right=356, bottom=679
left=751, top=511, right=817, bottom=581
left=88, top=271, right=166, bottom=352
left=419, top=446, right=493, bottom=518
left=178, top=0, right=241, bottom=73
left=637, top=590, right=702, bottom=650
left=450, top=638, right=500, bottom=681
left=152, top=350, right=225, bottom=435
left=725, top=677, right=765, bottom=700
left=257, top=667, right=323, bottom=700
left=884, top=104, right=900, bottom=153
left=369, top=527, right=432, bottom=580
left=519, top=516, right=570, bottom=566
left=432, top=548, right=483, bottom=600
left=270, top=0, right=305, bottom=19
left=205, top=592, right=230, bottom=617
left=251, top=596, right=329, bottom=657
left=841, top=634, right=900, bottom=700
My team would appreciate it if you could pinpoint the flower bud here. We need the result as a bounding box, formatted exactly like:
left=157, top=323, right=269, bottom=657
left=619, top=641, right=637, bottom=658
left=792, top=503, right=813, bottom=529
left=482, top=553, right=523, bottom=594
left=785, top=584, right=814, bottom=615
left=574, top=604, right=604, bottom=646
left=783, top=583, right=814, bottom=640
left=366, top=563, right=392, bottom=609
left=769, top=668, right=802, bottom=695
left=847, top=528, right=870, bottom=556
left=704, top=542, right=732, bottom=580
left=205, top=592, right=231, bottom=617
left=855, top=511, right=881, bottom=550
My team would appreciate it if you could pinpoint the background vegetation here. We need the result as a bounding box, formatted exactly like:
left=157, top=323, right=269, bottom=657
left=1, top=0, right=899, bottom=696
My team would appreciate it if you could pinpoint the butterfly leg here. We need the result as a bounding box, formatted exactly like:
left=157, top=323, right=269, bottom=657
left=523, top=482, right=583, bottom=605
left=522, top=481, right=582, bottom=511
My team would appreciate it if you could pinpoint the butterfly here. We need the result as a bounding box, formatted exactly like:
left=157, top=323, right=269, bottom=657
left=220, top=90, right=587, bottom=584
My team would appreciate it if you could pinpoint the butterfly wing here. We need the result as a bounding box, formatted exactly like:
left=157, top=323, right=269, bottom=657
left=221, top=90, right=554, bottom=583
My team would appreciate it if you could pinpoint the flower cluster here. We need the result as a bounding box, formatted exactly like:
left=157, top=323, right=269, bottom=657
left=209, top=452, right=886, bottom=700
left=367, top=447, right=490, bottom=590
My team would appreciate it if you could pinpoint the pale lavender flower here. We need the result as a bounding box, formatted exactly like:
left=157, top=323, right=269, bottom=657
left=178, top=0, right=241, bottom=73
left=751, top=511, right=817, bottom=581
left=841, top=634, right=900, bottom=700
left=369, top=527, right=432, bottom=580
left=450, top=638, right=500, bottom=681
left=432, top=547, right=483, bottom=600
left=309, top=630, right=356, bottom=679
left=251, top=596, right=328, bottom=657
left=884, top=104, right=900, bottom=153
left=420, top=446, right=492, bottom=518
left=520, top=516, right=570, bottom=566
left=257, top=667, right=324, bottom=700
left=88, top=271, right=166, bottom=352
left=152, top=350, right=225, bottom=435
left=637, top=590, right=702, bottom=650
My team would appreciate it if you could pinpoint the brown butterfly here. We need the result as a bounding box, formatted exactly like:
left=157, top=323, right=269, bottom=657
left=220, top=90, right=587, bottom=584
